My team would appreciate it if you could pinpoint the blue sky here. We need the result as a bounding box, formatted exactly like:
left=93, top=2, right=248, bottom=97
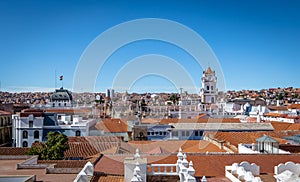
left=0, top=0, right=299, bottom=93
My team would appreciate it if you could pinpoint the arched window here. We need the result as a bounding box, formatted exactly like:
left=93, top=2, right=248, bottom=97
left=34, top=130, right=39, bottom=139
left=23, top=131, right=28, bottom=139
left=75, top=130, right=81, bottom=136
left=23, top=141, right=28, bottom=147
left=211, top=97, right=215, bottom=104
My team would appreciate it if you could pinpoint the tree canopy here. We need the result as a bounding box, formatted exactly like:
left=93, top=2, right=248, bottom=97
left=26, top=132, right=69, bottom=160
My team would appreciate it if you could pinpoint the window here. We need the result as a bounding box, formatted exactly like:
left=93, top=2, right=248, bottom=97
left=151, top=132, right=154, bottom=135
left=211, top=86, right=213, bottom=90
left=23, top=141, right=28, bottom=147
left=23, top=131, right=28, bottom=139
left=155, top=131, right=158, bottom=135
left=76, top=130, right=81, bottom=136
left=34, top=130, right=39, bottom=139
left=163, top=131, right=167, bottom=135
left=147, top=132, right=150, bottom=136
left=186, top=131, right=190, bottom=136
left=64, top=103, right=67, bottom=106
left=159, top=131, right=162, bottom=135
left=207, top=86, right=209, bottom=90
left=195, top=131, right=199, bottom=136
left=173, top=131, right=178, bottom=136
left=29, top=120, right=33, bottom=128
left=182, top=131, right=185, bottom=136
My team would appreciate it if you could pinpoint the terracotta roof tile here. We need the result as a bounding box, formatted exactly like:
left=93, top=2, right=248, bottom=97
left=67, top=136, right=120, bottom=155
left=267, top=106, right=288, bottom=111
left=38, top=160, right=87, bottom=168
left=0, top=110, right=11, bottom=115
left=128, top=140, right=226, bottom=154
left=288, top=104, right=300, bottom=110
left=209, top=131, right=292, bottom=148
left=91, top=174, right=124, bottom=182
left=0, top=147, right=29, bottom=155
left=95, top=154, right=300, bottom=178
left=95, top=119, right=128, bottom=133
left=159, top=118, right=240, bottom=124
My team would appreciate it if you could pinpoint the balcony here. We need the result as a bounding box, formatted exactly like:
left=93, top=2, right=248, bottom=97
left=147, top=164, right=178, bottom=176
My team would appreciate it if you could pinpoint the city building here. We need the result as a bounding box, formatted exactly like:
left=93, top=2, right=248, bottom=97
left=106, top=88, right=115, bottom=98
left=200, top=67, right=218, bottom=104
left=133, top=122, right=274, bottom=141
left=13, top=109, right=96, bottom=147
left=0, top=110, right=12, bottom=147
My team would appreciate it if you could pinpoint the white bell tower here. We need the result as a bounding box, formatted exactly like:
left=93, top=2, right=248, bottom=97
left=200, top=67, right=217, bottom=104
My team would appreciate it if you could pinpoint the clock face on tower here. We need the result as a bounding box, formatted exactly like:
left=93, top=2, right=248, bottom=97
left=207, top=75, right=212, bottom=81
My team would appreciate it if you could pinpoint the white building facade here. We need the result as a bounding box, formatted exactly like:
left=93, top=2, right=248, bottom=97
left=13, top=110, right=96, bottom=148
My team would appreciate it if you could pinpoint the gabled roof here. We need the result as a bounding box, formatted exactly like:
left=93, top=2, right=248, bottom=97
left=256, top=135, right=278, bottom=143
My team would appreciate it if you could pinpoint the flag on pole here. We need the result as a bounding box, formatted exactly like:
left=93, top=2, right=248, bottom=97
left=60, top=75, right=63, bottom=80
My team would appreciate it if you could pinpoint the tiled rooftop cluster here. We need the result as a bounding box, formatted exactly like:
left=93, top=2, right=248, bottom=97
left=226, top=87, right=300, bottom=104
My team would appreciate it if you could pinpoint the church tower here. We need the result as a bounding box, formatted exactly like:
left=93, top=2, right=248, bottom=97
left=200, top=67, right=217, bottom=104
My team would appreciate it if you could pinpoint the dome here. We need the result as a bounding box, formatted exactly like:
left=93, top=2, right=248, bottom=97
left=50, top=88, right=73, bottom=101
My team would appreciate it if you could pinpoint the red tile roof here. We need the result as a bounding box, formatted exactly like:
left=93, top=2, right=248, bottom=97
left=267, top=106, right=288, bottom=111
left=128, top=140, right=226, bottom=154
left=209, top=132, right=290, bottom=148
left=271, top=121, right=300, bottom=131
left=45, top=108, right=91, bottom=114
left=159, top=118, right=240, bottom=124
left=95, top=119, right=128, bottom=133
left=65, top=142, right=99, bottom=159
left=91, top=174, right=124, bottom=182
left=0, top=147, right=29, bottom=155
left=67, top=136, right=121, bottom=156
left=265, top=113, right=288, bottom=117
left=94, top=154, right=300, bottom=178
left=38, top=160, right=88, bottom=168
left=0, top=110, right=11, bottom=115
left=288, top=104, right=300, bottom=110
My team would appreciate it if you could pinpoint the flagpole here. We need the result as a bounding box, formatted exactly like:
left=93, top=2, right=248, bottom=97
left=55, top=69, right=57, bottom=89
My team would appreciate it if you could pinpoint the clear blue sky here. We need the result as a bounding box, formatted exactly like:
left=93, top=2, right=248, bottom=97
left=0, top=0, right=299, bottom=93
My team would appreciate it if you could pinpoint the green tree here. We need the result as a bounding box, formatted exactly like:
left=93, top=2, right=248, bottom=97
left=26, top=132, right=69, bottom=160
left=169, top=94, right=179, bottom=105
